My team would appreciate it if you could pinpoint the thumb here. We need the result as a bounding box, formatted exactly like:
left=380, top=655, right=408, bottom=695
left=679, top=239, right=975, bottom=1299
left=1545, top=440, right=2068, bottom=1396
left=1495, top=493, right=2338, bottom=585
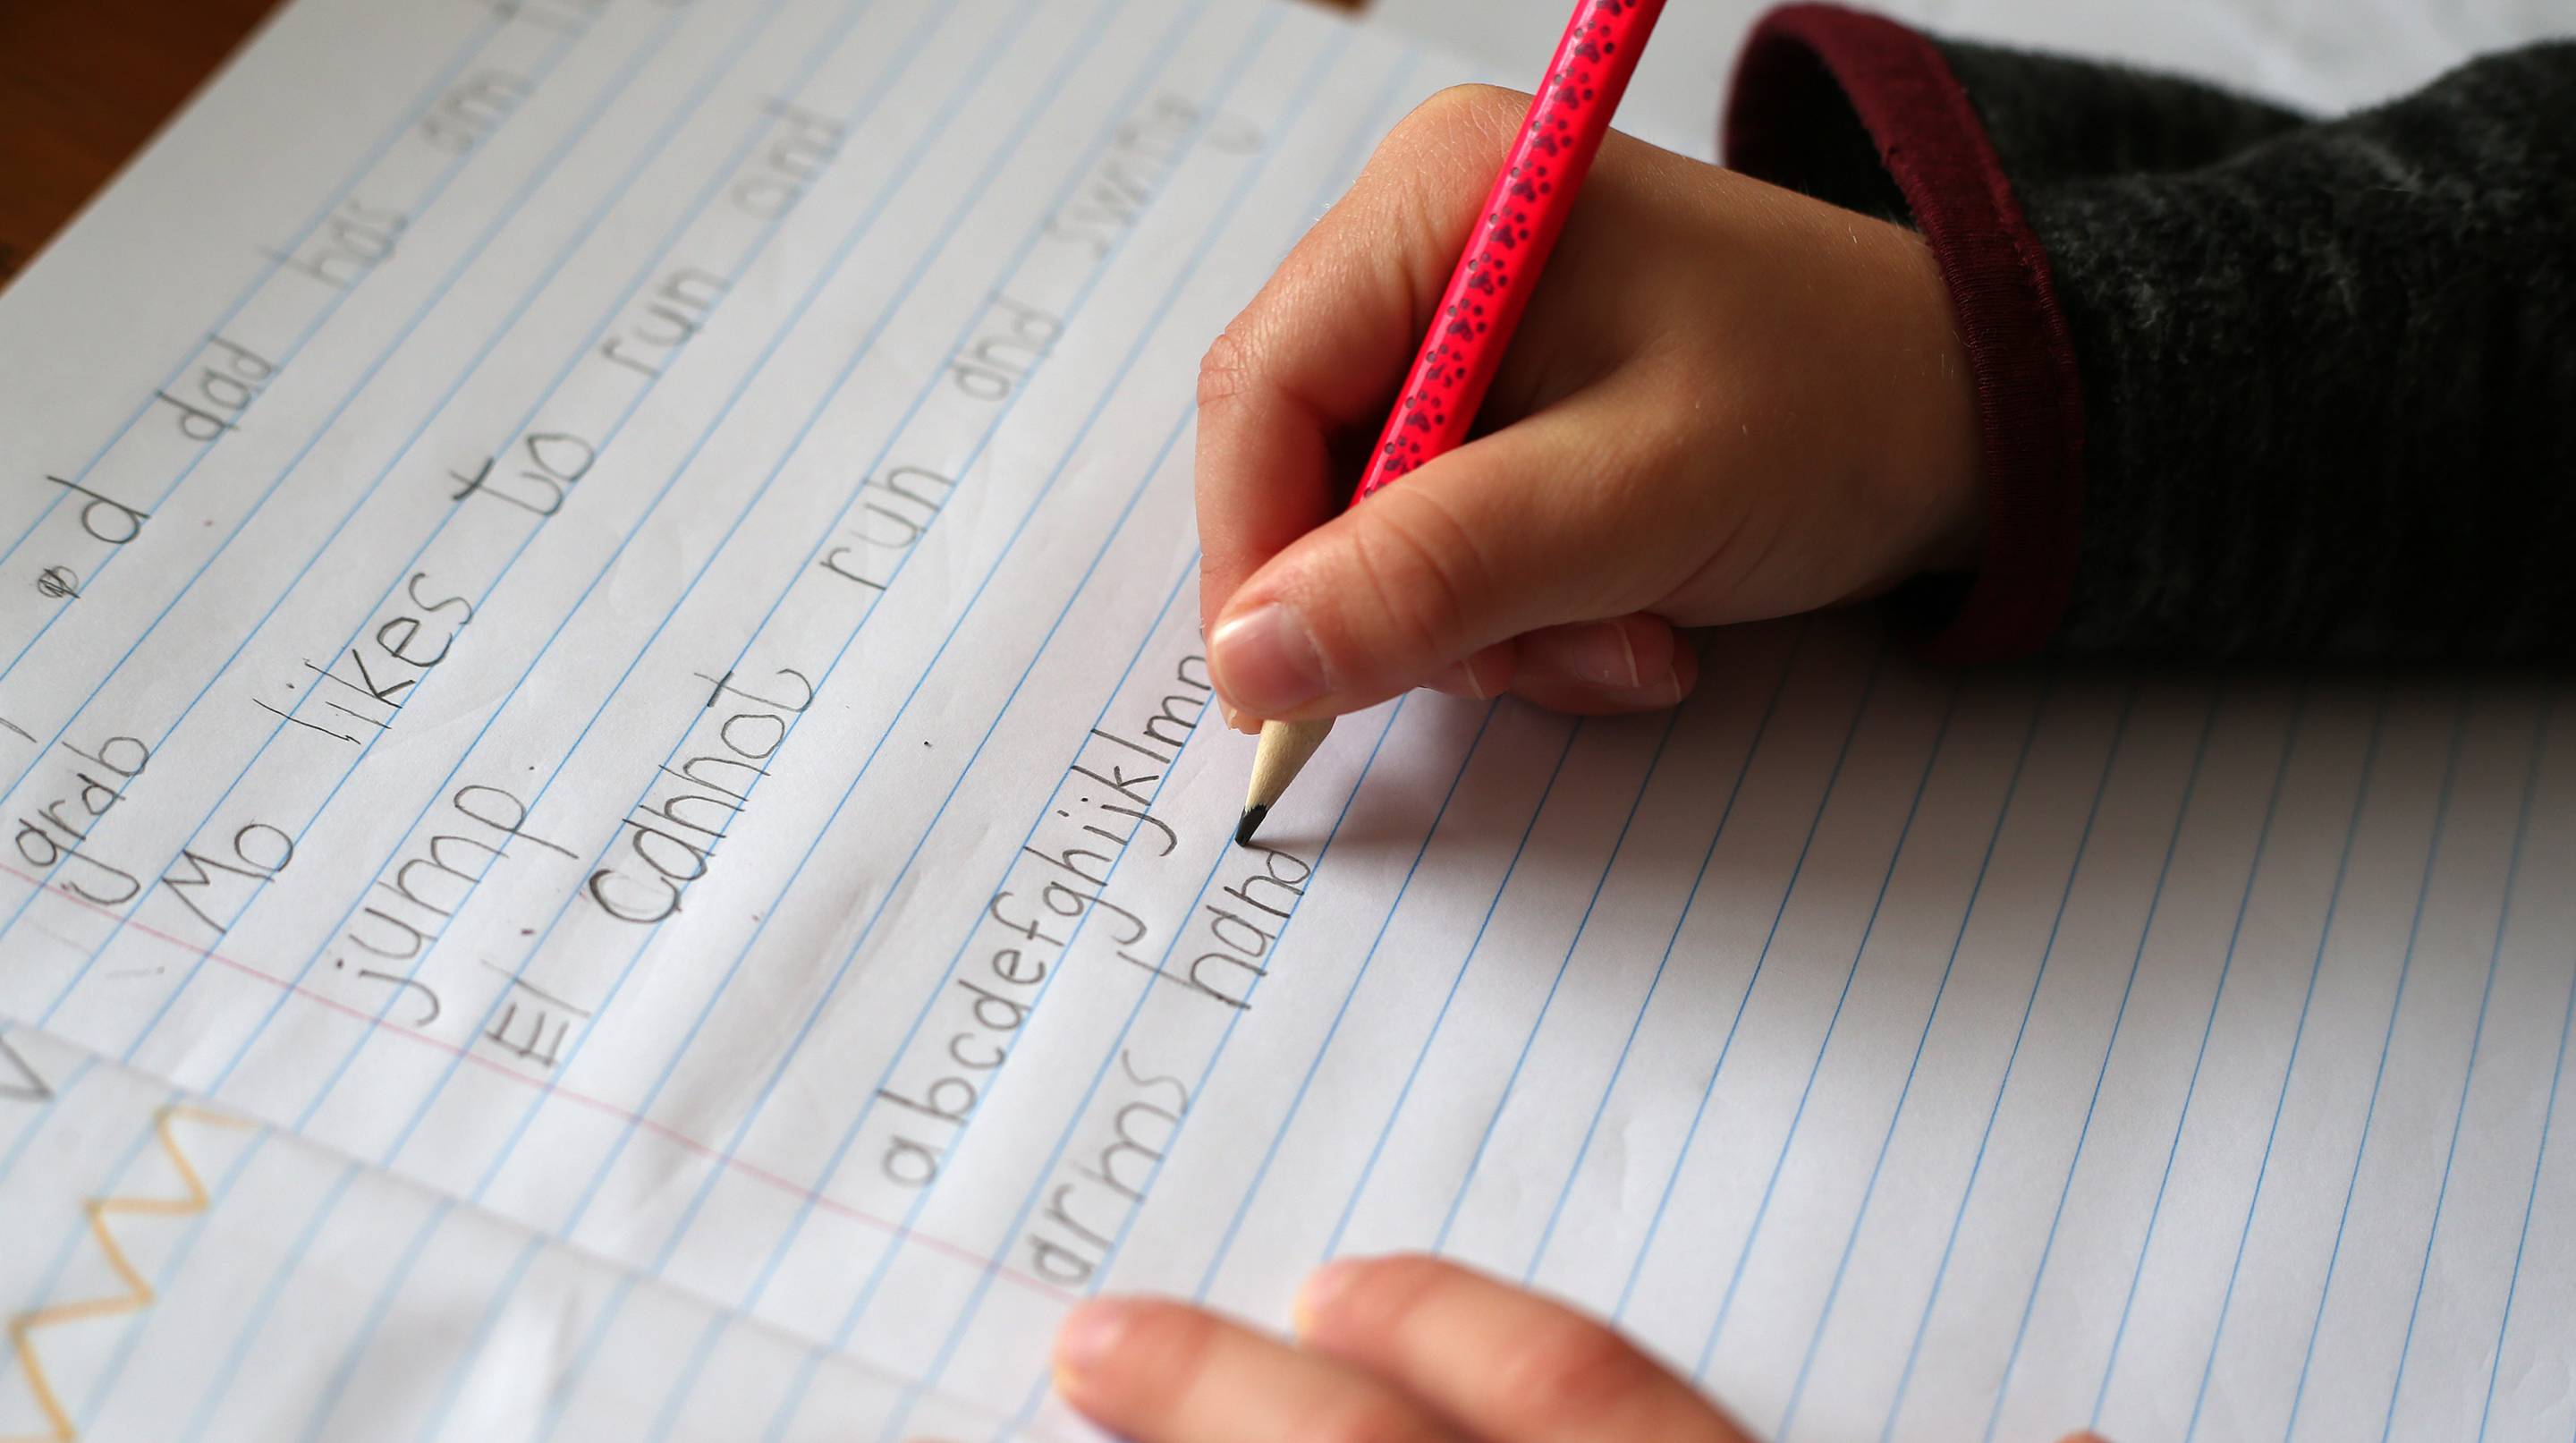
left=1206, top=408, right=1650, bottom=721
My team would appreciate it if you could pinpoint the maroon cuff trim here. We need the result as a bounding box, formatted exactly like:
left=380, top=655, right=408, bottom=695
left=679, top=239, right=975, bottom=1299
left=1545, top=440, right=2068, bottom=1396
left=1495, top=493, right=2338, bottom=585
left=1724, top=4, right=2085, bottom=662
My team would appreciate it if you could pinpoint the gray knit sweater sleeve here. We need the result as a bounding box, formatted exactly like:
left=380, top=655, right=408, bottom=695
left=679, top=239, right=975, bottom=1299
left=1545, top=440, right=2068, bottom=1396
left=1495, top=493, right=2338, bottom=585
left=1727, top=8, right=2576, bottom=664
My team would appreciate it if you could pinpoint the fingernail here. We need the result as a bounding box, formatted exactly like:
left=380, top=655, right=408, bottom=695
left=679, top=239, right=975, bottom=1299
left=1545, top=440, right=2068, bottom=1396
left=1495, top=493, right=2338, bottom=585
left=1561, top=621, right=1640, bottom=689
left=1055, top=1299, right=1139, bottom=1382
left=1431, top=660, right=1487, bottom=699
left=1294, top=1258, right=1363, bottom=1336
left=1210, top=602, right=1327, bottom=717
left=1601, top=665, right=1687, bottom=711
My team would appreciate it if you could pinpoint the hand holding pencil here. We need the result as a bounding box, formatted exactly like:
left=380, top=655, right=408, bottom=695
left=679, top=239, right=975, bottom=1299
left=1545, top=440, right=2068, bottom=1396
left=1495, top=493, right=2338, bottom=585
left=1199, top=5, right=1986, bottom=838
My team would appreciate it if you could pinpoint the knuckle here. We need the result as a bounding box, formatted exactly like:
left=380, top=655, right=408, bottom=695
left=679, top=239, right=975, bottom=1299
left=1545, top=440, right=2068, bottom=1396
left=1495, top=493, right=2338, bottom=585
left=1343, top=494, right=1489, bottom=668
left=1195, top=327, right=1257, bottom=413
left=1393, top=83, right=1525, bottom=148
left=1491, top=1317, right=1660, bottom=1424
left=1379, top=82, right=1524, bottom=208
left=1354, top=85, right=1526, bottom=316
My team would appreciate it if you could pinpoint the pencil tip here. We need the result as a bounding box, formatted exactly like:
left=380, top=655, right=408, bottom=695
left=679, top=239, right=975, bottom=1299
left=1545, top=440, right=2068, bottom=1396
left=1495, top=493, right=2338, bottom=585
left=1233, top=804, right=1268, bottom=847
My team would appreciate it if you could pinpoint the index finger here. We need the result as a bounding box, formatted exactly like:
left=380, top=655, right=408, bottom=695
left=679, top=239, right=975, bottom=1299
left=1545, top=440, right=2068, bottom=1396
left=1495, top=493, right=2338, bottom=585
left=1193, top=84, right=1527, bottom=649
left=1050, top=1297, right=1460, bottom=1443
left=1293, top=1254, right=1754, bottom=1443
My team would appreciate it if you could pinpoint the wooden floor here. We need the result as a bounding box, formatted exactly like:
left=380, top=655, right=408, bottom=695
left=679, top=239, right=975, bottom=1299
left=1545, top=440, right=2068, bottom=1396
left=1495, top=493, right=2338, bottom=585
left=0, top=0, right=279, bottom=281
left=0, top=0, right=1369, bottom=284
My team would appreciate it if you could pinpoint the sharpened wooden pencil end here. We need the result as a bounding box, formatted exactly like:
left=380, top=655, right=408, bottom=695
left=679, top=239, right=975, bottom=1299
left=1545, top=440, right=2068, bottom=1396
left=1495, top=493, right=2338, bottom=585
left=1240, top=718, right=1333, bottom=845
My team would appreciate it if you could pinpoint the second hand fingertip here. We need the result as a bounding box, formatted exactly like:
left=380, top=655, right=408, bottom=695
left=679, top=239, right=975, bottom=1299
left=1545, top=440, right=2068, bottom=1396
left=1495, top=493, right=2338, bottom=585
left=1054, top=1298, right=1139, bottom=1388
left=1293, top=1256, right=1364, bottom=1337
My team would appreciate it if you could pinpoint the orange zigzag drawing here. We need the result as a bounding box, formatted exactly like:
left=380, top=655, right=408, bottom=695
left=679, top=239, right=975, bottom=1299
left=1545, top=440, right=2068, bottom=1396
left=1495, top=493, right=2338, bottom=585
left=4, top=1104, right=251, bottom=1443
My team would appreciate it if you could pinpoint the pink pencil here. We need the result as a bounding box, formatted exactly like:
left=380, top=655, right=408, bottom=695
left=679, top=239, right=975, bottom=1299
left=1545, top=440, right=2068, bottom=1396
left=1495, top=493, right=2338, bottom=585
left=1239, top=0, right=1671, bottom=845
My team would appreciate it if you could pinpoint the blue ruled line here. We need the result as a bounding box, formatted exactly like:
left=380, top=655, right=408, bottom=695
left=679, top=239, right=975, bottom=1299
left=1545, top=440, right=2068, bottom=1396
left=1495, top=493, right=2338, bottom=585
left=424, top=0, right=1221, bottom=1066
left=1614, top=641, right=1889, bottom=1323
left=1694, top=682, right=1964, bottom=1384
left=2071, top=685, right=2360, bottom=1432
left=358, top=0, right=1190, bottom=1184
left=97, top=0, right=824, bottom=1068
left=563, top=463, right=1216, bottom=1439
left=2123, top=695, right=2380, bottom=1432
left=290, top=1197, right=453, bottom=1443
left=2378, top=699, right=2548, bottom=1442
left=624, top=525, right=1202, bottom=1442
left=211, top=0, right=983, bottom=1120
left=172, top=1161, right=365, bottom=1443
left=0, top=1049, right=275, bottom=1437
left=322, top=28, right=1277, bottom=1412
left=419, top=1235, right=549, bottom=1443
left=13, top=2, right=671, bottom=1006
left=885, top=693, right=1405, bottom=1443
left=532, top=367, right=1190, bottom=1235
left=1003, top=35, right=1428, bottom=1319
left=6, top=1099, right=178, bottom=1378
left=2264, top=692, right=2474, bottom=1443
left=774, top=627, right=1248, bottom=1443
left=482, top=3, right=1292, bottom=1258
left=993, top=699, right=1431, bottom=1443
left=185, top=0, right=945, bottom=1105
left=801, top=601, right=1243, bottom=1388
left=358, top=0, right=1079, bottom=1166
left=0, top=8, right=605, bottom=791
left=0, top=7, right=513, bottom=580
left=1321, top=716, right=1585, bottom=1264
left=1430, top=704, right=1688, bottom=1255
left=1880, top=683, right=2213, bottom=1443
left=1520, top=624, right=1809, bottom=1286
left=642, top=1303, right=741, bottom=1443
left=1775, top=679, right=2086, bottom=1442
left=1189, top=702, right=1499, bottom=1302
left=614, top=17, right=1383, bottom=1311
left=2, top=1085, right=264, bottom=1443
left=1965, top=684, right=2275, bottom=1439
left=865, top=45, right=1421, bottom=1329
left=2474, top=901, right=2576, bottom=1439
left=71, top=1127, right=277, bottom=1433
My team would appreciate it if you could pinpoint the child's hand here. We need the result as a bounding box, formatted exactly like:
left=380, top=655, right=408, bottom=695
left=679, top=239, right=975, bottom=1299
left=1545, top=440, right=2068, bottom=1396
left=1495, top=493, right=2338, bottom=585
left=1048, top=1254, right=2106, bottom=1443
left=1197, top=86, right=1982, bottom=729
